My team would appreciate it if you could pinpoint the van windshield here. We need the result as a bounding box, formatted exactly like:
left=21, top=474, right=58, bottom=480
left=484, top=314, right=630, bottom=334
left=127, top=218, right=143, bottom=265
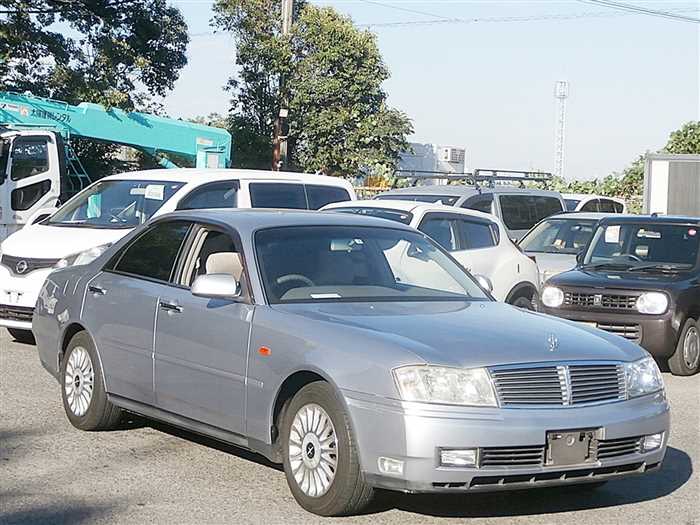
left=48, top=179, right=184, bottom=228
left=584, top=223, right=700, bottom=270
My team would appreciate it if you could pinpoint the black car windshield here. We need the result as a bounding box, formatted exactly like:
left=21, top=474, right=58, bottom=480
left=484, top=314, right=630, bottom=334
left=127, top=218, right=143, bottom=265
left=255, top=226, right=489, bottom=304
left=327, top=207, right=413, bottom=225
left=519, top=218, right=597, bottom=255
left=375, top=194, right=459, bottom=206
left=49, top=180, right=184, bottom=228
left=584, top=223, right=700, bottom=269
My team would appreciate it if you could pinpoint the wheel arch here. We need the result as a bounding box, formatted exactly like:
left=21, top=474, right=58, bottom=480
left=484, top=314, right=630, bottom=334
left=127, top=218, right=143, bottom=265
left=58, top=323, right=108, bottom=392
left=505, top=281, right=538, bottom=304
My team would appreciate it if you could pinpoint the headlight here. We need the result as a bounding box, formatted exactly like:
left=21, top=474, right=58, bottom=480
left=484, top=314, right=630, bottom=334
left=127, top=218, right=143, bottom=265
left=636, top=292, right=668, bottom=315
left=56, top=243, right=111, bottom=269
left=541, top=286, right=564, bottom=308
left=625, top=357, right=664, bottom=398
left=393, top=366, right=498, bottom=407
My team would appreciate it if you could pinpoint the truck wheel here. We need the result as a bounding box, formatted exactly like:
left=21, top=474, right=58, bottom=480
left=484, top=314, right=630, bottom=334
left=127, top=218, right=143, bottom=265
left=668, top=319, right=700, bottom=376
left=60, top=331, right=122, bottom=430
left=281, top=382, right=373, bottom=516
left=7, top=328, right=35, bottom=345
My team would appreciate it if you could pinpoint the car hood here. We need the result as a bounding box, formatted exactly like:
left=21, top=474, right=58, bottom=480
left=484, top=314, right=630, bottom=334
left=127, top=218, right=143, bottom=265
left=0, top=224, right=130, bottom=259
left=272, top=301, right=645, bottom=368
left=550, top=267, right=691, bottom=290
left=529, top=253, right=578, bottom=282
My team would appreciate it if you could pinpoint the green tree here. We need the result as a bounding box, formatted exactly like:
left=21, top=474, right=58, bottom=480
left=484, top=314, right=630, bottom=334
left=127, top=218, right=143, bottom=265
left=664, top=121, right=700, bottom=154
left=212, top=1, right=412, bottom=176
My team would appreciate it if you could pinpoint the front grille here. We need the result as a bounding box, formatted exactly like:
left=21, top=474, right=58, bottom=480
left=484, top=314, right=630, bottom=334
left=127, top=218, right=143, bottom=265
left=0, top=255, right=60, bottom=275
left=0, top=304, right=34, bottom=322
left=564, top=291, right=639, bottom=310
left=594, top=436, right=642, bottom=460
left=596, top=322, right=642, bottom=341
left=490, top=363, right=625, bottom=407
left=480, top=446, right=546, bottom=467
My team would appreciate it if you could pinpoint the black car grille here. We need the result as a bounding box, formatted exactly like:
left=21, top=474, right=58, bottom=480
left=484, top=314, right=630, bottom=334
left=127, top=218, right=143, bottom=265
left=476, top=436, right=642, bottom=469
left=0, top=304, right=34, bottom=322
left=0, top=255, right=60, bottom=275
left=564, top=291, right=639, bottom=310
left=596, top=322, right=642, bottom=341
left=490, top=363, right=625, bottom=407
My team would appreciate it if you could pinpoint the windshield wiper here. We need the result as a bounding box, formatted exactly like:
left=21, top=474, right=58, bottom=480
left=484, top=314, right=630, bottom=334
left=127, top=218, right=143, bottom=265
left=628, top=264, right=687, bottom=273
left=581, top=262, right=635, bottom=271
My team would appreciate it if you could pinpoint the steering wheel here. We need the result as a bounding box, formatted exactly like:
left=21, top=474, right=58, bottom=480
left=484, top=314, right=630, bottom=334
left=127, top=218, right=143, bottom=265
left=276, top=274, right=315, bottom=287
left=623, top=254, right=642, bottom=262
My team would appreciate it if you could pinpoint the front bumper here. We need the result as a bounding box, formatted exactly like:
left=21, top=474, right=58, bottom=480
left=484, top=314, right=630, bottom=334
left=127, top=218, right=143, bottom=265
left=0, top=266, right=53, bottom=330
left=539, top=307, right=677, bottom=358
left=345, top=390, right=669, bottom=493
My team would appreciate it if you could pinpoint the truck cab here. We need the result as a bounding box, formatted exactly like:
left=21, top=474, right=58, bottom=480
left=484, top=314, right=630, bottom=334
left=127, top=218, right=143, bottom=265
left=0, top=129, right=66, bottom=240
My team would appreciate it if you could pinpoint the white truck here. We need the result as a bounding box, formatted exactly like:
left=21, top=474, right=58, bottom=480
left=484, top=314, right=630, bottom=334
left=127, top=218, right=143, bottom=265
left=644, top=153, right=700, bottom=216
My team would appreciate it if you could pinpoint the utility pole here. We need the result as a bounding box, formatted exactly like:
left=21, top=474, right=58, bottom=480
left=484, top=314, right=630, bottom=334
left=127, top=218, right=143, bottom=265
left=553, top=80, right=569, bottom=179
left=272, top=0, right=293, bottom=171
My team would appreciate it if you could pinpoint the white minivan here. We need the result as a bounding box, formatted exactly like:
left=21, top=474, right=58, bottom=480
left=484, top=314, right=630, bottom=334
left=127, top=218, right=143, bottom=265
left=0, top=168, right=355, bottom=342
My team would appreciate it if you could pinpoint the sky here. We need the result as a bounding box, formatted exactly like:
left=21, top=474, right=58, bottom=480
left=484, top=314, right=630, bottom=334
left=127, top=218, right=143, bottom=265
left=163, top=0, right=700, bottom=180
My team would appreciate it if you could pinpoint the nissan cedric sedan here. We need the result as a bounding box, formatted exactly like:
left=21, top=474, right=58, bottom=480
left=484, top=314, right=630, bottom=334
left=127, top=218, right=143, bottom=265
left=33, top=210, right=669, bottom=516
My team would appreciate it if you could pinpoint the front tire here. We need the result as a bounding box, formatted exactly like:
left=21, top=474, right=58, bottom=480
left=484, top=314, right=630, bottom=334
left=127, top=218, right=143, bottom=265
left=281, top=382, right=373, bottom=516
left=7, top=328, right=35, bottom=345
left=668, top=318, right=700, bottom=376
left=60, top=331, right=122, bottom=430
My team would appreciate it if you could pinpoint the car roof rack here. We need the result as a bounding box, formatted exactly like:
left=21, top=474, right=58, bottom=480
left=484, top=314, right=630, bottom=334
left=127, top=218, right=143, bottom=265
left=391, top=169, right=553, bottom=190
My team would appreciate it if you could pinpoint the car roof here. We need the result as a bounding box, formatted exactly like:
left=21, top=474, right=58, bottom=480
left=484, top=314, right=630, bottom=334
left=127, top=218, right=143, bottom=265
left=99, top=168, right=352, bottom=186
left=378, top=184, right=562, bottom=198
left=160, top=208, right=417, bottom=235
left=323, top=199, right=499, bottom=222
left=545, top=212, right=616, bottom=221
left=599, top=214, right=700, bottom=226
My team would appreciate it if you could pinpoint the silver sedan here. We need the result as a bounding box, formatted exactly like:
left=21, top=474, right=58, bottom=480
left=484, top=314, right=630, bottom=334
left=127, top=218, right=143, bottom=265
left=33, top=209, right=670, bottom=516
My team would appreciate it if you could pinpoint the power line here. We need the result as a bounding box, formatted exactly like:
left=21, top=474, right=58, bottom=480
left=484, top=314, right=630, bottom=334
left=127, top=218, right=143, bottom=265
left=355, top=0, right=451, bottom=20
left=574, top=0, right=700, bottom=23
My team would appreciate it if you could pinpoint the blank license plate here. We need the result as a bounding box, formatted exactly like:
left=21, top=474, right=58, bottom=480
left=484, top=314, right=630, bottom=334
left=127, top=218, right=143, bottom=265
left=546, top=429, right=597, bottom=466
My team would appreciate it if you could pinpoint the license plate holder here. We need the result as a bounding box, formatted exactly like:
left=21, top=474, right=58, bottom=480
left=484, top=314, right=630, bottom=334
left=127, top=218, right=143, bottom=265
left=546, top=429, right=598, bottom=466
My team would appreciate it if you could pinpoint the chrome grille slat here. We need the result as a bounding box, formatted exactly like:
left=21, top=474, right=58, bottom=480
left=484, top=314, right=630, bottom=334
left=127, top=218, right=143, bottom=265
left=490, top=363, right=624, bottom=406
left=0, top=255, right=60, bottom=275
left=564, top=290, right=640, bottom=310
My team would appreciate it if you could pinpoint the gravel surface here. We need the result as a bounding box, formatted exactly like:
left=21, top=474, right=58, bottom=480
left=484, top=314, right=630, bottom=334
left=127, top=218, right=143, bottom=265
left=1, top=329, right=698, bottom=524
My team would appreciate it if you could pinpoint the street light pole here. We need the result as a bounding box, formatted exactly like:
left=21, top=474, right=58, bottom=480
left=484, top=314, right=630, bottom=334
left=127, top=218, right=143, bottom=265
left=272, top=0, right=293, bottom=171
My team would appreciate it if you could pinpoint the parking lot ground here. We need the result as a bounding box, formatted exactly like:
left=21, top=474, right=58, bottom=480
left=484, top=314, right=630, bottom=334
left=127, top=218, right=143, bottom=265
left=1, top=329, right=699, bottom=525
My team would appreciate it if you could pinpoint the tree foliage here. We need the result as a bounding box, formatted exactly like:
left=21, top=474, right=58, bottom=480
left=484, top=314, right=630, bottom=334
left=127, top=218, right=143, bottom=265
left=664, top=121, right=700, bottom=154
left=212, top=0, right=412, bottom=175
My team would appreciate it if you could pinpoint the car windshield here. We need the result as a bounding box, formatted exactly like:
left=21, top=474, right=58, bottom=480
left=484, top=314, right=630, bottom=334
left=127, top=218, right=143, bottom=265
left=565, top=199, right=580, bottom=211
left=519, top=218, right=596, bottom=254
left=327, top=207, right=413, bottom=225
left=255, top=226, right=489, bottom=304
left=375, top=194, right=459, bottom=206
left=584, top=223, right=700, bottom=269
left=49, top=179, right=184, bottom=228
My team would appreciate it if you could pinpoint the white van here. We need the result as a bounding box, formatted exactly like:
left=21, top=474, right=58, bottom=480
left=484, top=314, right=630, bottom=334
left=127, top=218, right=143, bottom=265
left=0, top=168, right=355, bottom=342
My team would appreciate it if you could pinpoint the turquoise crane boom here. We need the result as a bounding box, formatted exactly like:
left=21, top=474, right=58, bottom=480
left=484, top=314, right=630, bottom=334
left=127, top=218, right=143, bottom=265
left=0, top=91, right=232, bottom=170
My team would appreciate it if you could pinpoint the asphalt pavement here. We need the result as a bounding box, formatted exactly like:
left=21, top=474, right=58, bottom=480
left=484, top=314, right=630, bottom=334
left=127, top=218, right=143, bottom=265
left=1, top=329, right=698, bottom=525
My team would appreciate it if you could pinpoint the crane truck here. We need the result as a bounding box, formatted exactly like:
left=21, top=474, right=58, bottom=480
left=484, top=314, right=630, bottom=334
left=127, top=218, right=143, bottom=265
left=0, top=91, right=232, bottom=240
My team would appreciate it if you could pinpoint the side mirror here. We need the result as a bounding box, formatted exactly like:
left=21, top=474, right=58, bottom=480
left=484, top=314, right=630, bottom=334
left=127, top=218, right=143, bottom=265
left=25, top=207, right=57, bottom=227
left=191, top=273, right=241, bottom=299
left=474, top=274, right=493, bottom=293
left=576, top=250, right=586, bottom=265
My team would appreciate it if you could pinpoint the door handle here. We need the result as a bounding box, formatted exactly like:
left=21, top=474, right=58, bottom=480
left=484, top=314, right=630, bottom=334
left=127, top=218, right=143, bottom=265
left=159, top=300, right=183, bottom=313
left=88, top=285, right=107, bottom=296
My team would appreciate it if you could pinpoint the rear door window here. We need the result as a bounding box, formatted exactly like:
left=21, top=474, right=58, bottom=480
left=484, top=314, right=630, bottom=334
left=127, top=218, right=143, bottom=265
left=249, top=183, right=307, bottom=209
left=418, top=216, right=459, bottom=251
left=462, top=195, right=493, bottom=214
left=177, top=181, right=238, bottom=210
left=453, top=218, right=497, bottom=249
left=499, top=195, right=564, bottom=231
left=306, top=184, right=350, bottom=210
left=580, top=199, right=600, bottom=212
left=597, top=199, right=620, bottom=213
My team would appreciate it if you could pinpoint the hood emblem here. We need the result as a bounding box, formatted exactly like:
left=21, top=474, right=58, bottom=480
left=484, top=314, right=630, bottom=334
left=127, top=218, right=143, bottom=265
left=15, top=260, right=28, bottom=274
left=547, top=333, right=559, bottom=352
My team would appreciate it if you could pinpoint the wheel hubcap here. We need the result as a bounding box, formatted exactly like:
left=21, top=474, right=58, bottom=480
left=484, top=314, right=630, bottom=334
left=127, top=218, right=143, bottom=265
left=64, top=346, right=94, bottom=417
left=288, top=403, right=338, bottom=497
left=683, top=327, right=700, bottom=369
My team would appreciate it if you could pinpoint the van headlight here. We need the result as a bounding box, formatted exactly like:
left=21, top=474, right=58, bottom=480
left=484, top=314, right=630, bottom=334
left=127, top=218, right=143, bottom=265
left=541, top=286, right=564, bottom=308
left=56, top=244, right=111, bottom=269
left=636, top=292, right=669, bottom=315
left=393, top=366, right=498, bottom=407
left=625, top=357, right=664, bottom=398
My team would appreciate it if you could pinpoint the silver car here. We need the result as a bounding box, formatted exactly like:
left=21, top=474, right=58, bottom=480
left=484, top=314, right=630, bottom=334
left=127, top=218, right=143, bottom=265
left=34, top=209, right=670, bottom=516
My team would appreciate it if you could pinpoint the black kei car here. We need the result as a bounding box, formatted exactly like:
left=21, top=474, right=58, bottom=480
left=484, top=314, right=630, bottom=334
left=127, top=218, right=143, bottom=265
left=540, top=215, right=700, bottom=376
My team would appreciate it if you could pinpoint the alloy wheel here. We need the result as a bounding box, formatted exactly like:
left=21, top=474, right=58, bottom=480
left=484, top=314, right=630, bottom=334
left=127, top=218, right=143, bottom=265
left=288, top=403, right=338, bottom=497
left=683, top=327, right=700, bottom=370
left=64, top=346, right=95, bottom=417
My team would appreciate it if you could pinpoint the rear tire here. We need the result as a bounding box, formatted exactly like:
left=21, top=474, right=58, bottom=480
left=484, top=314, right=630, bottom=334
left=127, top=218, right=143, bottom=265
left=60, top=331, right=122, bottom=430
left=281, top=382, right=373, bottom=516
left=668, top=318, right=700, bottom=376
left=7, top=328, right=35, bottom=345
